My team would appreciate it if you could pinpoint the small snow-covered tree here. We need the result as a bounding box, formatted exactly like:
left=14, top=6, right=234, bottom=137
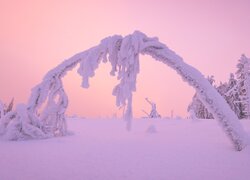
left=235, top=54, right=250, bottom=119
left=5, top=98, right=14, bottom=114
left=0, top=99, right=16, bottom=136
left=144, top=98, right=161, bottom=118
left=0, top=98, right=14, bottom=118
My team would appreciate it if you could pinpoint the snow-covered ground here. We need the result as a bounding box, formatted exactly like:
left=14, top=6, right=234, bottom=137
left=0, top=118, right=250, bottom=180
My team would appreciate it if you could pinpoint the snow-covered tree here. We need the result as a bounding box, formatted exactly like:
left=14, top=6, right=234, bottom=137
left=188, top=94, right=212, bottom=119
left=188, top=76, right=214, bottom=119
left=228, top=73, right=237, bottom=90
left=0, top=31, right=247, bottom=151
left=189, top=69, right=250, bottom=120
left=223, top=73, right=241, bottom=118
left=0, top=98, right=14, bottom=118
left=0, top=99, right=16, bottom=136
left=0, top=101, right=4, bottom=119
left=144, top=98, right=161, bottom=118
left=217, top=82, right=228, bottom=96
left=235, top=54, right=250, bottom=119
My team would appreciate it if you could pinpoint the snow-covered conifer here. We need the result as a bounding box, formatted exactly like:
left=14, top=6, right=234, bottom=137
left=235, top=54, right=250, bottom=119
left=223, top=73, right=241, bottom=118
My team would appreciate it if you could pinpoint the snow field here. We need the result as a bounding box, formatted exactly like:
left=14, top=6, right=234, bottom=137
left=0, top=118, right=249, bottom=180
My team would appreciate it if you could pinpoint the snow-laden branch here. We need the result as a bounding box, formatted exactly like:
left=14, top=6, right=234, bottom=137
left=0, top=31, right=248, bottom=151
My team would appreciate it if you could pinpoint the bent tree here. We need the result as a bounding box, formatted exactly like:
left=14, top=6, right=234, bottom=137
left=0, top=31, right=248, bottom=151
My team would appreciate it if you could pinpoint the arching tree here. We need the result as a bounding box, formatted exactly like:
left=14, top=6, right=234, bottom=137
left=0, top=31, right=248, bottom=151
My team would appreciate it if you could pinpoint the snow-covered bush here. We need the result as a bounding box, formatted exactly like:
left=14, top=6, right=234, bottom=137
left=0, top=31, right=248, bottom=151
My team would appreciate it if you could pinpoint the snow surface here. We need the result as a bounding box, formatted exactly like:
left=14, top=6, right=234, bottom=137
left=0, top=118, right=249, bottom=180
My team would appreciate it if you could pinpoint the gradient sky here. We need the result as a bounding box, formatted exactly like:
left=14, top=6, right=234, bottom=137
left=0, top=0, right=250, bottom=118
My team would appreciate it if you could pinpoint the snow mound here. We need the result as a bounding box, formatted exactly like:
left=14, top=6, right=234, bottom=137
left=146, top=124, right=158, bottom=133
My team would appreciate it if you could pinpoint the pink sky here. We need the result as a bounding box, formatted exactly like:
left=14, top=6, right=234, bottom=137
left=0, top=0, right=250, bottom=118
